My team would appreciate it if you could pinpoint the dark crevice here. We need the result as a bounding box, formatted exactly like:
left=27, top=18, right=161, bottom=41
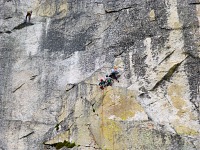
left=147, top=101, right=158, bottom=106
left=0, top=31, right=12, bottom=34
left=19, top=131, right=34, bottom=139
left=4, top=16, right=12, bottom=19
left=12, top=83, right=25, bottom=93
left=66, top=84, right=76, bottom=92
left=55, top=123, right=60, bottom=131
left=105, top=6, right=133, bottom=13
left=114, top=50, right=126, bottom=57
left=85, top=38, right=101, bottom=47
left=5, top=31, right=12, bottom=34
left=150, top=59, right=186, bottom=91
left=189, top=2, right=200, bottom=5
left=192, top=102, right=199, bottom=113
left=30, top=75, right=38, bottom=80
left=92, top=103, right=95, bottom=112
left=44, top=140, right=76, bottom=149
left=148, top=116, right=153, bottom=121
left=85, top=40, right=93, bottom=46
left=138, top=92, right=151, bottom=99
left=158, top=50, right=175, bottom=65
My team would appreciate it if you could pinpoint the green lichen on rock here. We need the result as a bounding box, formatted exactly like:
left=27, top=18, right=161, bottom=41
left=46, top=140, right=76, bottom=149
left=175, top=125, right=199, bottom=136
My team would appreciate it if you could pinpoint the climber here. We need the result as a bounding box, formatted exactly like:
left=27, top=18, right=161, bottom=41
left=105, top=75, right=113, bottom=86
left=109, top=66, right=120, bottom=82
left=25, top=11, right=32, bottom=23
left=99, top=79, right=106, bottom=90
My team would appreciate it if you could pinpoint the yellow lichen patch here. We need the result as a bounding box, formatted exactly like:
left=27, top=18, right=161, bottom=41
left=35, top=1, right=56, bottom=17
left=102, top=88, right=144, bottom=121
left=175, top=125, right=199, bottom=136
left=103, top=119, right=121, bottom=140
left=56, top=2, right=69, bottom=18
left=59, top=3, right=68, bottom=13
left=149, top=10, right=155, bottom=21
left=168, top=84, right=187, bottom=117
left=173, top=22, right=182, bottom=29
left=34, top=0, right=68, bottom=17
left=101, top=119, right=121, bottom=150
left=177, top=109, right=187, bottom=117
left=45, top=131, right=69, bottom=145
left=97, top=88, right=146, bottom=149
left=120, top=111, right=134, bottom=120
left=114, top=100, right=144, bottom=121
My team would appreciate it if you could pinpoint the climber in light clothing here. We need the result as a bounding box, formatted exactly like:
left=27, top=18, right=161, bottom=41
left=109, top=66, right=120, bottom=82
left=25, top=11, right=32, bottom=23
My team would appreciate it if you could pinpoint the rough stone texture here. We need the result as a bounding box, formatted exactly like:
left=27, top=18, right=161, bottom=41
left=0, top=0, right=199, bottom=150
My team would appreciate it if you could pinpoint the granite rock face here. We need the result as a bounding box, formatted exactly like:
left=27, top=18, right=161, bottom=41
left=0, top=0, right=199, bottom=149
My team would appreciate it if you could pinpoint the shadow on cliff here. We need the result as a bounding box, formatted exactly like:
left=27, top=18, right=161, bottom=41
left=0, top=22, right=34, bottom=34
left=13, top=22, right=34, bottom=30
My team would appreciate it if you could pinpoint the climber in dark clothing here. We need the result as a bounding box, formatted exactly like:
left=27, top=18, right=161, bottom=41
left=25, top=11, right=32, bottom=23
left=109, top=66, right=119, bottom=82
left=99, top=79, right=106, bottom=90
left=105, top=75, right=113, bottom=86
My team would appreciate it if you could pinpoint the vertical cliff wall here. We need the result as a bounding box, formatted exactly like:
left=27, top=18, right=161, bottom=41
left=0, top=0, right=199, bottom=149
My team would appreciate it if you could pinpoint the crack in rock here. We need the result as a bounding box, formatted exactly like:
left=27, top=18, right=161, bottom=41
left=114, top=50, right=126, bottom=57
left=189, top=0, right=200, bottom=5
left=4, top=16, right=12, bottom=19
left=19, top=131, right=34, bottom=139
left=5, top=31, right=12, bottom=34
left=150, top=60, right=186, bottom=91
left=30, top=75, right=38, bottom=80
left=158, top=50, right=175, bottom=65
left=12, top=83, right=25, bottom=93
left=105, top=6, right=133, bottom=13
left=189, top=2, right=200, bottom=5
left=66, top=84, right=76, bottom=92
left=0, top=31, right=12, bottom=34
left=44, top=140, right=76, bottom=149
